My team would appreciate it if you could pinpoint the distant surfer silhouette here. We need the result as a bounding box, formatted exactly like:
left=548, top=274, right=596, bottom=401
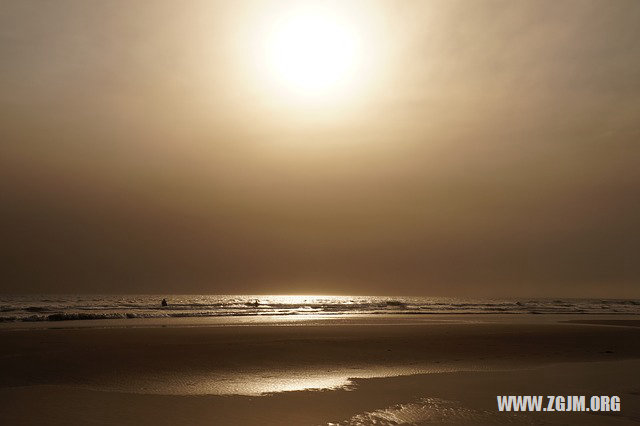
left=161, top=298, right=168, bottom=307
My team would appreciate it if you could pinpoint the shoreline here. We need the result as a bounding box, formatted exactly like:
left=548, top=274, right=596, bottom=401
left=2, top=312, right=640, bottom=331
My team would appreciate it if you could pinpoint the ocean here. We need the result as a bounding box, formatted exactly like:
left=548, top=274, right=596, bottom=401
left=1, top=295, right=639, bottom=323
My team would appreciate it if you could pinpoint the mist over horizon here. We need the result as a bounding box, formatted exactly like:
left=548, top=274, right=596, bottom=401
left=2, top=0, right=639, bottom=297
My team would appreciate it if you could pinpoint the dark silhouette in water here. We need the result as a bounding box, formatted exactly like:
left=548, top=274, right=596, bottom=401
left=161, top=298, right=168, bottom=307
left=245, top=299, right=259, bottom=308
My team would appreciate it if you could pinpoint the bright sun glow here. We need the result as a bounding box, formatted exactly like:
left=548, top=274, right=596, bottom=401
left=263, top=10, right=362, bottom=99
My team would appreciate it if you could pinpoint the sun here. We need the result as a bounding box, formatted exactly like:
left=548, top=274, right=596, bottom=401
left=263, top=10, right=361, bottom=99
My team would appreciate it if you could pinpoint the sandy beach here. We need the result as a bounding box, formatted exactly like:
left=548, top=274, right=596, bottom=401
left=1, top=314, right=639, bottom=425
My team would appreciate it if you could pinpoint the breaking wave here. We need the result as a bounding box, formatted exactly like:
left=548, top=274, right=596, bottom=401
left=0, top=295, right=638, bottom=323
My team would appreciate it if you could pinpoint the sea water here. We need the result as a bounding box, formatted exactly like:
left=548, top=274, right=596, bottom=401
left=1, top=294, right=638, bottom=323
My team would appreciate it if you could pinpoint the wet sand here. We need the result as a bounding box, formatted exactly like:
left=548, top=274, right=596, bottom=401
left=1, top=315, right=639, bottom=424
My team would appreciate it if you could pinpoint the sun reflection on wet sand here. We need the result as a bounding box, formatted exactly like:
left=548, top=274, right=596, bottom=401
left=101, top=370, right=351, bottom=395
left=96, top=365, right=479, bottom=396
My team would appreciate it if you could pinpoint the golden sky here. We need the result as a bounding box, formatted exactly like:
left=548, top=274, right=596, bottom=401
left=1, top=0, right=639, bottom=296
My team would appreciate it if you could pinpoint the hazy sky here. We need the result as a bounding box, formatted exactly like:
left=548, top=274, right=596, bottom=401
left=1, top=0, right=639, bottom=296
